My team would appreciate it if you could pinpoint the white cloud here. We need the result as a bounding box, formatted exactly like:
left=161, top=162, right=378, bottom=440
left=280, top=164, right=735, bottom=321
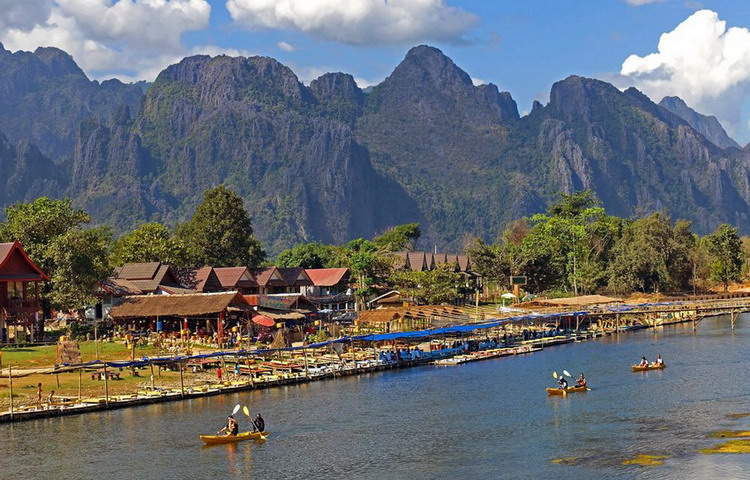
left=620, top=9, right=750, bottom=138
left=0, top=0, right=212, bottom=80
left=277, top=41, right=295, bottom=52
left=471, top=77, right=486, bottom=86
left=226, top=0, right=478, bottom=45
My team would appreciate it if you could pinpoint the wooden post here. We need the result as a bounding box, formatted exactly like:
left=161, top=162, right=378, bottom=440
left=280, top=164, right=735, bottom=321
left=78, top=368, right=82, bottom=401
left=55, top=372, right=60, bottom=388
left=731, top=310, right=736, bottom=330
left=179, top=361, right=185, bottom=397
left=103, top=364, right=110, bottom=405
left=8, top=364, right=13, bottom=421
left=94, top=322, right=100, bottom=360
left=302, top=348, right=310, bottom=378
left=217, top=311, right=226, bottom=348
left=150, top=363, right=155, bottom=390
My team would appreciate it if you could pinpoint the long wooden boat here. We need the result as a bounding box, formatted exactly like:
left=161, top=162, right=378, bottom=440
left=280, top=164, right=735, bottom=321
left=631, top=363, right=666, bottom=372
left=546, top=385, right=588, bottom=396
left=200, top=431, right=269, bottom=445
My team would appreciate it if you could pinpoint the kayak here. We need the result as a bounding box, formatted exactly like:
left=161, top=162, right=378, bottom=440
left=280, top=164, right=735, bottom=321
left=546, top=385, right=588, bottom=395
left=200, top=431, right=269, bottom=445
left=631, top=364, right=666, bottom=372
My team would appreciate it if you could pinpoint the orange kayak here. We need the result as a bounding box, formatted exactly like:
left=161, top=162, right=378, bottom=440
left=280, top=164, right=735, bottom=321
left=200, top=431, right=269, bottom=445
left=631, top=364, right=666, bottom=372
left=546, top=385, right=588, bottom=395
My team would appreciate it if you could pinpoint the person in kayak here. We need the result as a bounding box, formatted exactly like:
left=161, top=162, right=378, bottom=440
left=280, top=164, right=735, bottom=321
left=253, top=413, right=265, bottom=433
left=655, top=354, right=664, bottom=365
left=576, top=373, right=587, bottom=388
left=639, top=356, right=649, bottom=367
left=218, top=415, right=239, bottom=436
left=557, top=376, right=568, bottom=390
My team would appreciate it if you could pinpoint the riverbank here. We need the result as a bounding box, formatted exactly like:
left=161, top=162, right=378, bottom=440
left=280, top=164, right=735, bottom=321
left=0, top=327, right=628, bottom=424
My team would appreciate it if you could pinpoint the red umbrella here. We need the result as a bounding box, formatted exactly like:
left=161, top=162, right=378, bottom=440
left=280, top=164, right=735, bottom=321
left=252, top=314, right=275, bottom=327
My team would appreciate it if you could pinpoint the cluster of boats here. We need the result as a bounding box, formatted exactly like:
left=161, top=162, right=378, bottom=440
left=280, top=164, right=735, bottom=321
left=546, top=357, right=667, bottom=396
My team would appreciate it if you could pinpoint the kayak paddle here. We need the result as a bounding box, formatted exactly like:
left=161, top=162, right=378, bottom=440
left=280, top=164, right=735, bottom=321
left=552, top=371, right=558, bottom=379
left=243, top=406, right=250, bottom=417
left=563, top=370, right=572, bottom=377
left=232, top=404, right=241, bottom=415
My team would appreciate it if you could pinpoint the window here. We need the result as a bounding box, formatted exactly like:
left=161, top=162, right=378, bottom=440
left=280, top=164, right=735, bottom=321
left=7, top=281, right=22, bottom=299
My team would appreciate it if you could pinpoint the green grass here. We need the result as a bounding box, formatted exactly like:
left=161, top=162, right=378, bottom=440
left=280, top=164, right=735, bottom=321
left=0, top=341, right=162, bottom=369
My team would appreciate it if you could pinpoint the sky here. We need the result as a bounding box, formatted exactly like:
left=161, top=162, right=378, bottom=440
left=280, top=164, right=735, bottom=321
left=2, top=0, right=750, bottom=142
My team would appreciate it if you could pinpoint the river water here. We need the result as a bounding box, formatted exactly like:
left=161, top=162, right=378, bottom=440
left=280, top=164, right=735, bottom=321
left=3, top=315, right=750, bottom=480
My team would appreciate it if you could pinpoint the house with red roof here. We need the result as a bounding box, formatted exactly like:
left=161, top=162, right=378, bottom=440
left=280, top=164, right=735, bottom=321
left=303, top=268, right=354, bottom=313
left=0, top=241, right=48, bottom=339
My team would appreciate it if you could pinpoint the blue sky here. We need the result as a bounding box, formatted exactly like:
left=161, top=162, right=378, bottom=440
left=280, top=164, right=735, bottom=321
left=2, top=0, right=750, bottom=141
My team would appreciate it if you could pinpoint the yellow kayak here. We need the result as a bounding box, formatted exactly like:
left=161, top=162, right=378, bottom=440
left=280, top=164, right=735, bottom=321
left=200, top=431, right=269, bottom=445
left=631, top=364, right=666, bottom=372
left=546, top=385, right=588, bottom=396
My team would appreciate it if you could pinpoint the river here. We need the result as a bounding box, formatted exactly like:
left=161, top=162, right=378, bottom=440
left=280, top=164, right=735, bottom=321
left=3, top=315, right=750, bottom=480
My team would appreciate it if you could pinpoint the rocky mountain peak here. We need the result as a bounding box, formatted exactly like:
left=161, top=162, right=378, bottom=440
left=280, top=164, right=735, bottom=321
left=388, top=44, right=473, bottom=90
left=155, top=54, right=308, bottom=105
left=309, top=72, right=363, bottom=105
left=659, top=96, right=740, bottom=150
left=33, top=46, right=86, bottom=78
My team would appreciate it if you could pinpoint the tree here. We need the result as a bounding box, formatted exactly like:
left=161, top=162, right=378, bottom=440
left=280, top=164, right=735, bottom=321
left=0, top=197, right=90, bottom=275
left=177, top=186, right=266, bottom=267
left=389, top=264, right=463, bottom=305
left=705, top=224, right=743, bottom=291
left=547, top=190, right=600, bottom=217
left=110, top=222, right=189, bottom=267
left=607, top=213, right=693, bottom=293
left=373, top=223, right=421, bottom=252
left=0, top=198, right=92, bottom=326
left=47, top=228, right=112, bottom=312
left=464, top=237, right=507, bottom=282
left=276, top=243, right=337, bottom=269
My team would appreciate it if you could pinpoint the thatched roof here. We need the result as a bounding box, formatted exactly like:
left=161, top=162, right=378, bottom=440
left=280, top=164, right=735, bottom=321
left=110, top=292, right=241, bottom=318
left=533, top=295, right=622, bottom=307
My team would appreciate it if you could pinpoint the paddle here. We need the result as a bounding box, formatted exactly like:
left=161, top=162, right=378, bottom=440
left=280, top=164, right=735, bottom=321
left=242, top=405, right=267, bottom=440
left=563, top=370, right=572, bottom=377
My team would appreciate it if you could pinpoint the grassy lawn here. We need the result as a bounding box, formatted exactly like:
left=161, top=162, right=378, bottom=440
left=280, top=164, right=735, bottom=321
left=0, top=368, right=189, bottom=409
left=0, top=341, right=164, bottom=369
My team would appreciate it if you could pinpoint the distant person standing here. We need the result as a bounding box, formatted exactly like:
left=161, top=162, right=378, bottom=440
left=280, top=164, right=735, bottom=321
left=217, top=366, right=223, bottom=382
left=36, top=383, right=43, bottom=409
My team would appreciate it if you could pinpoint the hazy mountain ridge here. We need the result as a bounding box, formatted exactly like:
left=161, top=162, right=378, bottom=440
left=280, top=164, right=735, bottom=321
left=1, top=44, right=749, bottom=252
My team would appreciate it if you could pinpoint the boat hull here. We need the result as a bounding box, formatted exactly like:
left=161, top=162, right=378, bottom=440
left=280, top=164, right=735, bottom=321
left=546, top=386, right=587, bottom=396
left=631, top=364, right=666, bottom=372
left=200, top=431, right=269, bottom=445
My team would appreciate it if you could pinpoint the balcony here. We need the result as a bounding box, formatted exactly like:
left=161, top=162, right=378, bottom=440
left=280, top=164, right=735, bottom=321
left=0, top=297, right=41, bottom=314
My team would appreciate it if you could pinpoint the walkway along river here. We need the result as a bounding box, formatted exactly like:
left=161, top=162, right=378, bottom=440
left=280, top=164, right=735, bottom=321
left=3, top=314, right=750, bottom=479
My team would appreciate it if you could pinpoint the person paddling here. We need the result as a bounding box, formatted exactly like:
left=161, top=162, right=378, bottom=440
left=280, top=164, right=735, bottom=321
left=576, top=373, right=587, bottom=388
left=217, top=415, right=239, bottom=436
left=639, top=356, right=649, bottom=367
left=557, top=376, right=568, bottom=391
left=253, top=413, right=265, bottom=433
left=654, top=354, right=664, bottom=366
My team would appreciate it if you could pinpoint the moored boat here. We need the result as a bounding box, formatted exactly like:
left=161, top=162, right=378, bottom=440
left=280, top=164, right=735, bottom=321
left=545, top=385, right=588, bottom=396
left=200, top=431, right=269, bottom=445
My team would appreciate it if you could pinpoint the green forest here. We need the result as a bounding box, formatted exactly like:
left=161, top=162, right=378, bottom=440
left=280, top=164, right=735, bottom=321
left=1, top=187, right=747, bottom=316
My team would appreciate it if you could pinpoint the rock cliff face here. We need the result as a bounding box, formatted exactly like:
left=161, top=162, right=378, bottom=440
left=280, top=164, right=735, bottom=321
left=0, top=42, right=144, bottom=162
left=0, top=130, right=66, bottom=206
left=659, top=96, right=740, bottom=150
left=1, top=44, right=750, bottom=252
